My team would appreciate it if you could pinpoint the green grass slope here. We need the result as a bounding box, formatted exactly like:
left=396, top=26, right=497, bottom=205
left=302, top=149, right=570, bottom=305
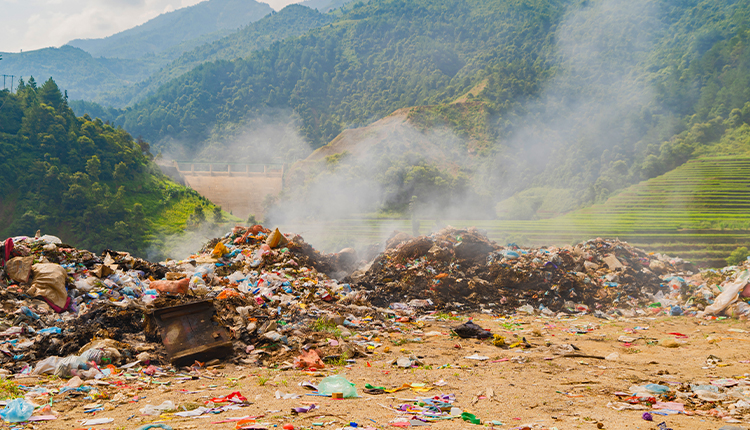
left=488, top=156, right=750, bottom=267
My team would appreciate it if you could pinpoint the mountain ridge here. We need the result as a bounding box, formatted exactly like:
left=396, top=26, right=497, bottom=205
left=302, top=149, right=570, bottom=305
left=67, top=0, right=273, bottom=59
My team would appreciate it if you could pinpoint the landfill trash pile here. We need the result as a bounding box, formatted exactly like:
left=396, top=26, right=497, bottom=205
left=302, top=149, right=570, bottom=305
left=351, top=227, right=697, bottom=314
left=674, top=264, right=750, bottom=318
left=4, top=218, right=750, bottom=429
left=0, top=226, right=382, bottom=375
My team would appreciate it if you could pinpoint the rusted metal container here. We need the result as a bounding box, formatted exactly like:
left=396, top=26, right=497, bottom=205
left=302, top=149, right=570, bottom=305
left=151, top=300, right=233, bottom=365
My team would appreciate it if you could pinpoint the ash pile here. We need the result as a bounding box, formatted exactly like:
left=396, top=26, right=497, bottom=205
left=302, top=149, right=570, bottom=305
left=349, top=227, right=695, bottom=313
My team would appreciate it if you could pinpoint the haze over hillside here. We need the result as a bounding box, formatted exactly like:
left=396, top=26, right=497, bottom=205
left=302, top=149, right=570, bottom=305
left=77, top=0, right=750, bottom=224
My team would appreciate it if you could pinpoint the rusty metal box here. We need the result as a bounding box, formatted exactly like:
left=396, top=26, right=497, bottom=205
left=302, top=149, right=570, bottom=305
left=151, top=300, right=233, bottom=366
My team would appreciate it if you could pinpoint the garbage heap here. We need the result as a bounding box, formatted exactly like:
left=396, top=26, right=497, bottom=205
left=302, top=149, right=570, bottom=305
left=0, top=226, right=377, bottom=376
left=350, top=227, right=696, bottom=313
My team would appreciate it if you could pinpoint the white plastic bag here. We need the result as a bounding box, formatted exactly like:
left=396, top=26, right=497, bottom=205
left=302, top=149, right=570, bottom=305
left=704, top=270, right=750, bottom=315
left=54, top=355, right=88, bottom=377
left=32, top=356, right=62, bottom=375
left=140, top=400, right=175, bottom=415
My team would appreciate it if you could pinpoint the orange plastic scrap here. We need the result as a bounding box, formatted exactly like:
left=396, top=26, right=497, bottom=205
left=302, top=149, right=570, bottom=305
left=434, top=273, right=449, bottom=279
left=384, top=383, right=411, bottom=393
left=251, top=224, right=269, bottom=234
left=217, top=289, right=242, bottom=300
left=235, top=419, right=257, bottom=429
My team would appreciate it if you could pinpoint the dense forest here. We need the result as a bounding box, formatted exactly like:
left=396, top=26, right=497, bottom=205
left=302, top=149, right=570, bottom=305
left=95, top=5, right=336, bottom=108
left=101, top=0, right=563, bottom=156
left=0, top=79, right=219, bottom=257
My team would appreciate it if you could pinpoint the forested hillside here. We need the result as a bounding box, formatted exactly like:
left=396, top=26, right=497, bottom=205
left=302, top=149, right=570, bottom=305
left=69, top=0, right=750, bottom=219
left=0, top=80, right=221, bottom=258
left=96, top=5, right=335, bottom=107
left=119, top=0, right=563, bottom=151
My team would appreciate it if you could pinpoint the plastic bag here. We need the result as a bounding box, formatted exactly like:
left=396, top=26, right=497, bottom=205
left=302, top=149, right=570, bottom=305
left=32, top=356, right=62, bottom=375
left=211, top=242, right=229, bottom=258
left=266, top=228, right=288, bottom=249
left=630, top=384, right=669, bottom=396
left=74, top=277, right=96, bottom=291
left=54, top=355, right=88, bottom=377
left=317, top=375, right=357, bottom=398
left=80, top=348, right=105, bottom=364
left=704, top=270, right=750, bottom=315
left=140, top=400, right=175, bottom=415
left=0, top=398, right=35, bottom=422
left=150, top=278, right=188, bottom=295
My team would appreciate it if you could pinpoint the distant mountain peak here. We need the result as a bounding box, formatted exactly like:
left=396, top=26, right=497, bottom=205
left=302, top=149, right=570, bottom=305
left=67, top=0, right=273, bottom=59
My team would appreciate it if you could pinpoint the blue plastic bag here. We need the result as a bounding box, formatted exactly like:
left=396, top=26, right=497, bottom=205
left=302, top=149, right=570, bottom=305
left=0, top=398, right=35, bottom=422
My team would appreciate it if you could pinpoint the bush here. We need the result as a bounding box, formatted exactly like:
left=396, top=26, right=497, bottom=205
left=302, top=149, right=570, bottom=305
left=726, top=246, right=749, bottom=266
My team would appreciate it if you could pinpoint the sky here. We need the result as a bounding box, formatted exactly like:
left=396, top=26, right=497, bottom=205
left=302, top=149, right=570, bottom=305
left=0, top=0, right=298, bottom=53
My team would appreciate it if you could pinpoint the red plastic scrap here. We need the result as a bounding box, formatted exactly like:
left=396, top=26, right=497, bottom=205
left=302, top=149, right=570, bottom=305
left=208, top=391, right=248, bottom=404
left=624, top=395, right=656, bottom=405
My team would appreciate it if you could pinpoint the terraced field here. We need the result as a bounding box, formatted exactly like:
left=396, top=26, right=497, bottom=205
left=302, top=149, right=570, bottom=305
left=280, top=156, right=750, bottom=267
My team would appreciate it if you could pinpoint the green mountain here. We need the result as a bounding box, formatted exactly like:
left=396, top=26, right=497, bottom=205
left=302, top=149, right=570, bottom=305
left=480, top=156, right=750, bottom=267
left=67, top=0, right=272, bottom=60
left=70, top=0, right=750, bottom=224
left=118, top=0, right=563, bottom=151
left=0, top=79, right=223, bottom=258
left=97, top=5, right=335, bottom=107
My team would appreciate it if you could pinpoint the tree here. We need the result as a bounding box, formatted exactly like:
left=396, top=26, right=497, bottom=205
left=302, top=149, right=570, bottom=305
left=38, top=78, right=64, bottom=110
left=113, top=161, right=128, bottom=180
left=213, top=206, right=224, bottom=224
left=86, top=155, right=101, bottom=180
left=193, top=205, right=206, bottom=224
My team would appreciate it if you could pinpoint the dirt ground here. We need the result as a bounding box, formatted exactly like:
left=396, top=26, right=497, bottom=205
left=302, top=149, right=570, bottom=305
left=7, top=313, right=750, bottom=430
